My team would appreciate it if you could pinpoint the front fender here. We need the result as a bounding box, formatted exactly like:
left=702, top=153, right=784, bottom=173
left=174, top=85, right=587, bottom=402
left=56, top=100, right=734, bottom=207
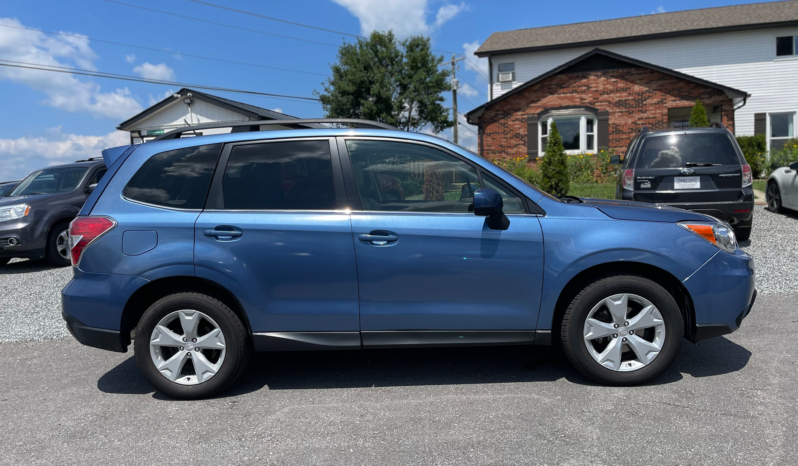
left=536, top=216, right=718, bottom=330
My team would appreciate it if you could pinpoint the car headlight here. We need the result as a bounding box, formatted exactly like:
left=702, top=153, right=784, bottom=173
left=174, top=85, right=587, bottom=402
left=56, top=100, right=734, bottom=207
left=0, top=204, right=30, bottom=222
left=678, top=221, right=737, bottom=254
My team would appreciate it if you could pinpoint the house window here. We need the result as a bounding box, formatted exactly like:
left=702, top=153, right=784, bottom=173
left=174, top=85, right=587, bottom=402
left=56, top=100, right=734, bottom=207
left=497, top=63, right=515, bottom=83
left=769, top=113, right=795, bottom=151
left=539, top=115, right=598, bottom=155
left=776, top=36, right=797, bottom=57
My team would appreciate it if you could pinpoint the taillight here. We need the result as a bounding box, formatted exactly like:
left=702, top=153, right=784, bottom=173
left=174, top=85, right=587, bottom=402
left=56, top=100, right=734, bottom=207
left=623, top=169, right=634, bottom=191
left=69, top=216, right=116, bottom=267
left=741, top=164, right=753, bottom=187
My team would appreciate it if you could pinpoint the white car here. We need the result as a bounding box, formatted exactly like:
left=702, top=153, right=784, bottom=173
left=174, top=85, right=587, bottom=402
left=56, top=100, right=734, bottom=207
left=766, top=161, right=798, bottom=213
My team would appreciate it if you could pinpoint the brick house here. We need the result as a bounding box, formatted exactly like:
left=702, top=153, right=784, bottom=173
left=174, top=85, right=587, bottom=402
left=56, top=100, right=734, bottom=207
left=466, top=1, right=798, bottom=160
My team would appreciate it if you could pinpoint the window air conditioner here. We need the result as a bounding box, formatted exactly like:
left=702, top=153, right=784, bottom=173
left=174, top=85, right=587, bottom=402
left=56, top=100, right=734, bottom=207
left=498, top=72, right=514, bottom=82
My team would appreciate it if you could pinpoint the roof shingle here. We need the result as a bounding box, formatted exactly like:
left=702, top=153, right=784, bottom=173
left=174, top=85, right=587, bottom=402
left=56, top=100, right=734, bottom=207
left=476, top=1, right=798, bottom=56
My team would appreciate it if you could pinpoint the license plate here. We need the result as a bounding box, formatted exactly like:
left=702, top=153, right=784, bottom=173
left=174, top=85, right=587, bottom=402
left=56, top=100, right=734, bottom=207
left=674, top=176, right=700, bottom=189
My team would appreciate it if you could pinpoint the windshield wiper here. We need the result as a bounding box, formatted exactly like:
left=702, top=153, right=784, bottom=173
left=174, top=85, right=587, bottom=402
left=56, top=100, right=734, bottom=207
left=685, top=162, right=722, bottom=167
left=559, top=195, right=583, bottom=204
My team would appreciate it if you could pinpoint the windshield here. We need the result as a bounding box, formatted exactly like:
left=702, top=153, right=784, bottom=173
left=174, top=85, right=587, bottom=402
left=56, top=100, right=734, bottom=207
left=635, top=133, right=740, bottom=169
left=0, top=184, right=17, bottom=197
left=10, top=167, right=89, bottom=196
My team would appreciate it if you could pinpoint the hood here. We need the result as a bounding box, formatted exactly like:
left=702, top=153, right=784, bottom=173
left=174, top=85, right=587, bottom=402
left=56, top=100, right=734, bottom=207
left=0, top=192, right=57, bottom=206
left=580, top=198, right=717, bottom=223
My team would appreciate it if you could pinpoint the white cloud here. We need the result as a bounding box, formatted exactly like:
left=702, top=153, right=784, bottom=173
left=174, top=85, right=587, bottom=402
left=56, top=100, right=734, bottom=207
left=0, top=17, right=142, bottom=120
left=147, top=88, right=177, bottom=106
left=463, top=40, right=489, bottom=80
left=651, top=6, right=666, bottom=13
left=458, top=82, right=478, bottom=98
left=125, top=54, right=136, bottom=63
left=272, top=107, right=283, bottom=113
left=0, top=127, right=129, bottom=180
left=132, top=62, right=176, bottom=81
left=332, top=0, right=466, bottom=38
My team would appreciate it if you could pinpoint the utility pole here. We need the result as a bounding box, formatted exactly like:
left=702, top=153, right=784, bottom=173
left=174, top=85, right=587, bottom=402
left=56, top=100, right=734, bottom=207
left=441, top=54, right=465, bottom=144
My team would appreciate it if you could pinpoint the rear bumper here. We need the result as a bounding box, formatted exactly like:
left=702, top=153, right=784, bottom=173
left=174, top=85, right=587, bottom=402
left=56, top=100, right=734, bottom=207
left=622, top=190, right=755, bottom=228
left=63, top=312, right=127, bottom=353
left=683, top=249, right=756, bottom=341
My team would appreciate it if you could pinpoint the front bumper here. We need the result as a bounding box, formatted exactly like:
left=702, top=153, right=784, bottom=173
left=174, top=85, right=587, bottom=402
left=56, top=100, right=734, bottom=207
left=0, top=219, right=45, bottom=259
left=683, top=248, right=756, bottom=341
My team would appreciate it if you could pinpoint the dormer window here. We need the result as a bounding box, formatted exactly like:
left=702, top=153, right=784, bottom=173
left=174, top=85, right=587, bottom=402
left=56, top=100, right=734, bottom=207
left=497, top=63, right=515, bottom=83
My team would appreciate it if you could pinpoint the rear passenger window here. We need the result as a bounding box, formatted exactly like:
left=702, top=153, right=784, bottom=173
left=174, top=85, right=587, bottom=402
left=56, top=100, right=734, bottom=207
left=222, top=140, right=335, bottom=210
left=123, top=144, right=221, bottom=209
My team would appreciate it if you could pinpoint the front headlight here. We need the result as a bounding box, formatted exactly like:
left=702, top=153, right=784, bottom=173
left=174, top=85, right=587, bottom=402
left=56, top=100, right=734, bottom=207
left=0, top=204, right=30, bottom=222
left=678, top=222, right=737, bottom=254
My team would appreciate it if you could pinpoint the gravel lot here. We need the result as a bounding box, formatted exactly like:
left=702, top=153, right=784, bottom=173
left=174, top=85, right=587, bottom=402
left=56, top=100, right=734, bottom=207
left=0, top=204, right=795, bottom=343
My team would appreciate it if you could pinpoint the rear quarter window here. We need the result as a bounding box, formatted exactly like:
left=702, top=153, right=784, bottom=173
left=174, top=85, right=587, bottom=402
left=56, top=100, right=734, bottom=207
left=635, top=133, right=740, bottom=169
left=123, top=144, right=222, bottom=209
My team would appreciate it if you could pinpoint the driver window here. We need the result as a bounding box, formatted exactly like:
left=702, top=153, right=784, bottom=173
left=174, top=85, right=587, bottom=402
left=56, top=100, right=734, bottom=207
left=345, top=140, right=480, bottom=213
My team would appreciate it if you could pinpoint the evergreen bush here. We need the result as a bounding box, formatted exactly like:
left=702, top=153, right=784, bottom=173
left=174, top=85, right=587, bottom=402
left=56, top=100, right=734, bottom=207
left=689, top=100, right=710, bottom=128
left=539, top=121, right=570, bottom=196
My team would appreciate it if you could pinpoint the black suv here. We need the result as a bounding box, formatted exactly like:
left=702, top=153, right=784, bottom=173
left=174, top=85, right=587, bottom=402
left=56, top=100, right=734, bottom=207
left=0, top=159, right=106, bottom=266
left=613, top=125, right=754, bottom=241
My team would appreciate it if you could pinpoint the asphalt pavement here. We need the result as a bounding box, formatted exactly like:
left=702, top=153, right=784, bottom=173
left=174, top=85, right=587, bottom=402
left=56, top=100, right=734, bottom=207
left=0, top=292, right=796, bottom=465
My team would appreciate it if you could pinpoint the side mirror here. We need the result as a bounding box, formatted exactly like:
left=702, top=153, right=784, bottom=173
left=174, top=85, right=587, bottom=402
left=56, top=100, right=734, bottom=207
left=85, top=183, right=97, bottom=194
left=610, top=155, right=621, bottom=164
left=474, top=188, right=510, bottom=230
left=790, top=161, right=798, bottom=171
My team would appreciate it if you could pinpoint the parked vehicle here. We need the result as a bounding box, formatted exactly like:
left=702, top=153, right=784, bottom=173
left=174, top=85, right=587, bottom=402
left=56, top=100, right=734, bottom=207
left=612, top=124, right=754, bottom=241
left=62, top=119, right=756, bottom=399
left=0, top=181, right=20, bottom=197
left=0, top=160, right=106, bottom=266
left=765, top=160, right=798, bottom=213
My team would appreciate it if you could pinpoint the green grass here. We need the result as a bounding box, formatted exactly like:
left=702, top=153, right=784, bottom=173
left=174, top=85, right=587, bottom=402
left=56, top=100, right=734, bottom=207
left=568, top=183, right=616, bottom=199
left=752, top=179, right=767, bottom=192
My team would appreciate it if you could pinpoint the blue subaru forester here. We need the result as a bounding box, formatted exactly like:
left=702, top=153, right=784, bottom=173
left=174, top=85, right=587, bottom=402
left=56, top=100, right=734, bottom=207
left=62, top=119, right=756, bottom=399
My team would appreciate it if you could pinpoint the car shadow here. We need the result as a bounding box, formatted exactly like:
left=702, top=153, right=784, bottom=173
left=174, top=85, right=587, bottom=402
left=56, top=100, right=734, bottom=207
left=97, top=337, right=751, bottom=399
left=0, top=259, right=64, bottom=274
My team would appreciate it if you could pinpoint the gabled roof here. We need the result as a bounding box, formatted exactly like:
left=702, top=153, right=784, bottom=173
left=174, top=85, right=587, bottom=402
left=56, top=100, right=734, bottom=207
left=465, top=49, right=749, bottom=124
left=476, top=1, right=798, bottom=56
left=117, top=88, right=301, bottom=130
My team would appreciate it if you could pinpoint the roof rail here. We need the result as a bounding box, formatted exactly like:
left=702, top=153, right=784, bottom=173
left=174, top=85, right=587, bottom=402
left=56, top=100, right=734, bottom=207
left=74, top=157, right=102, bottom=163
left=637, top=126, right=649, bottom=134
left=152, top=118, right=400, bottom=141
left=709, top=122, right=725, bottom=129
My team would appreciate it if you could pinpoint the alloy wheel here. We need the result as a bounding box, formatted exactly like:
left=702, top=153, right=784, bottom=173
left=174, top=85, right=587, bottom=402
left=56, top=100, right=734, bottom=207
left=149, top=309, right=227, bottom=385
left=56, top=230, right=71, bottom=262
left=767, top=183, right=780, bottom=211
left=583, top=293, right=666, bottom=372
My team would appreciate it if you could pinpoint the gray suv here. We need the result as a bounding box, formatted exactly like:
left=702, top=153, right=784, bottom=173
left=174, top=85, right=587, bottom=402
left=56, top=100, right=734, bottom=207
left=0, top=159, right=106, bottom=266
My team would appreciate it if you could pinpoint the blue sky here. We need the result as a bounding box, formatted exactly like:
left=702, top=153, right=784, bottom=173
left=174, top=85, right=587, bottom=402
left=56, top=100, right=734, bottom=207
left=0, top=0, right=766, bottom=179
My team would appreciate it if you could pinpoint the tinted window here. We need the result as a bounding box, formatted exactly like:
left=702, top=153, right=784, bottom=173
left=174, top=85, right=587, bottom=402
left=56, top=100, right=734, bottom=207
left=0, top=184, right=17, bottom=197
left=10, top=167, right=89, bottom=196
left=124, top=144, right=221, bottom=209
left=480, top=174, right=525, bottom=214
left=88, top=168, right=106, bottom=186
left=223, top=140, right=335, bottom=210
left=346, top=140, right=480, bottom=213
left=634, top=134, right=740, bottom=169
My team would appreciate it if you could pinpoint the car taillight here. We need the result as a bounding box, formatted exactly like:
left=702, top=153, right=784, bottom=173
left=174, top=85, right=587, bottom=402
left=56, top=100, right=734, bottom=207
left=741, top=164, right=753, bottom=187
left=623, top=169, right=634, bottom=191
left=69, top=216, right=116, bottom=267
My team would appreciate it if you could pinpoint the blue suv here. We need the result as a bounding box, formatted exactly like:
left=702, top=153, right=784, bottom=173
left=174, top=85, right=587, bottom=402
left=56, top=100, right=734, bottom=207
left=62, top=119, right=756, bottom=399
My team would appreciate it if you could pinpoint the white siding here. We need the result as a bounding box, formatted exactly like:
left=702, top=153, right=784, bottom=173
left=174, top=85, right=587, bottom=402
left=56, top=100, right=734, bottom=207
left=133, top=98, right=250, bottom=132
left=490, top=27, right=798, bottom=135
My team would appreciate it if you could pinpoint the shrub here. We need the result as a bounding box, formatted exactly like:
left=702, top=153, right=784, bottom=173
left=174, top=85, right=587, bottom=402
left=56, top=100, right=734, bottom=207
left=769, top=144, right=798, bottom=171
left=566, top=149, right=620, bottom=184
left=735, top=135, right=767, bottom=177
left=689, top=100, right=710, bottom=128
left=539, top=121, right=570, bottom=196
left=492, top=157, right=541, bottom=187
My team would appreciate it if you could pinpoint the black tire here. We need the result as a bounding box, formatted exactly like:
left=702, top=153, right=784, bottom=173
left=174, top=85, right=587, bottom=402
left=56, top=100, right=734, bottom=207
left=45, top=221, right=71, bottom=267
left=560, top=274, right=682, bottom=385
left=735, top=227, right=751, bottom=242
left=766, top=181, right=782, bottom=213
left=134, top=292, right=251, bottom=399
left=0, top=258, right=10, bottom=266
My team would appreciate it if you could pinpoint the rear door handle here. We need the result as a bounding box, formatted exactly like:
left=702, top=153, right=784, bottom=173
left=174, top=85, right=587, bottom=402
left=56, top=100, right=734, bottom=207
left=358, top=233, right=398, bottom=246
left=204, top=226, right=243, bottom=241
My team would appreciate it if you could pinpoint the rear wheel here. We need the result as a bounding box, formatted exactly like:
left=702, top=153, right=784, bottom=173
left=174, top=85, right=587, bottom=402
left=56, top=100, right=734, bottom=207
left=134, top=292, right=251, bottom=399
left=561, top=274, right=682, bottom=385
left=767, top=181, right=782, bottom=213
left=45, top=221, right=71, bottom=267
left=734, top=227, right=751, bottom=242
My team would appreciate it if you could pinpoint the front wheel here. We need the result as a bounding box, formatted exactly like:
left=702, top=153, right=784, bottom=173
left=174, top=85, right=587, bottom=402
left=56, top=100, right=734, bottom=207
left=766, top=181, right=782, bottom=213
left=134, top=292, right=251, bottom=399
left=561, top=274, right=682, bottom=385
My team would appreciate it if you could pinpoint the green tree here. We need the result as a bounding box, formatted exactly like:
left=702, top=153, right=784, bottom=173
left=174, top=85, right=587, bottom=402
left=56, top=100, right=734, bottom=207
left=316, top=31, right=453, bottom=133
left=689, top=99, right=710, bottom=128
left=539, top=121, right=570, bottom=196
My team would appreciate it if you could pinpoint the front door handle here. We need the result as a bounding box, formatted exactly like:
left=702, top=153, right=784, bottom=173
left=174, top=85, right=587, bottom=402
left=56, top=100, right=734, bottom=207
left=204, top=226, right=243, bottom=241
left=358, top=232, right=398, bottom=246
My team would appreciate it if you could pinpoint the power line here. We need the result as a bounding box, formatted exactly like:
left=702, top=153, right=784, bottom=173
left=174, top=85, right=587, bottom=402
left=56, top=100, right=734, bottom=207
left=0, top=59, right=320, bottom=101
left=458, top=75, right=488, bottom=100
left=457, top=112, right=479, bottom=136
left=186, top=0, right=361, bottom=38
left=464, top=57, right=490, bottom=83
left=100, top=0, right=340, bottom=48
left=0, top=24, right=329, bottom=77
